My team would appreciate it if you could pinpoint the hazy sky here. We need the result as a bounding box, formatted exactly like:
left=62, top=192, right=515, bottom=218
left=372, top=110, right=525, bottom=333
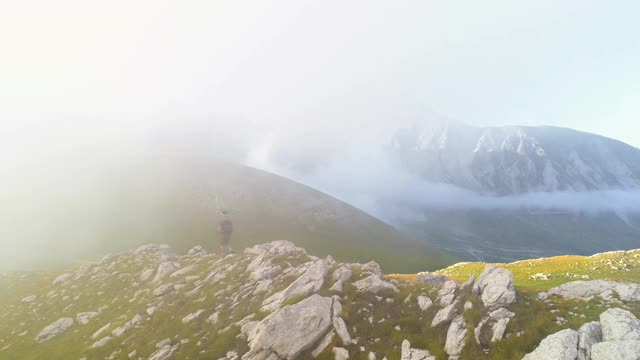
left=1, top=0, right=640, bottom=147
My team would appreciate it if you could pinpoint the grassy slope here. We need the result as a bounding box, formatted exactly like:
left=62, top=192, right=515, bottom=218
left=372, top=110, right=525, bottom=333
left=3, top=246, right=640, bottom=360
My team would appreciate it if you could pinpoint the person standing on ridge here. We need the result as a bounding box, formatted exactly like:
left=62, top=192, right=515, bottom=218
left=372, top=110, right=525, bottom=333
left=217, top=209, right=233, bottom=254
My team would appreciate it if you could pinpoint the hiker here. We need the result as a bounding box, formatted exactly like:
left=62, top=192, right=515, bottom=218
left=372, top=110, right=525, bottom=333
left=217, top=210, right=233, bottom=254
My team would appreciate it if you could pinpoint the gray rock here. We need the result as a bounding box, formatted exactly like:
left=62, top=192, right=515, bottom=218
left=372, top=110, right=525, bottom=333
left=153, top=284, right=174, bottom=297
left=600, top=308, right=640, bottom=341
left=332, top=265, right=353, bottom=283
left=90, top=336, right=112, bottom=349
left=578, top=322, right=602, bottom=360
left=261, top=259, right=329, bottom=311
left=152, top=262, right=181, bottom=283
left=140, top=268, right=155, bottom=282
left=244, top=295, right=334, bottom=360
left=21, top=295, right=37, bottom=303
left=187, top=245, right=207, bottom=257
left=244, top=240, right=307, bottom=257
left=361, top=261, right=383, bottom=277
left=310, top=330, right=334, bottom=357
left=169, top=264, right=199, bottom=279
left=76, top=311, right=99, bottom=325
left=333, top=317, right=352, bottom=345
left=91, top=322, right=111, bottom=340
left=353, top=275, right=399, bottom=294
left=445, top=316, right=467, bottom=359
left=523, top=329, right=579, bottom=360
left=547, top=280, right=640, bottom=302
left=333, top=347, right=350, bottom=360
left=148, top=344, right=179, bottom=360
left=418, top=296, right=433, bottom=311
left=432, top=302, right=458, bottom=327
left=35, top=318, right=75, bottom=343
left=52, top=273, right=72, bottom=285
left=473, top=266, right=516, bottom=310
left=437, top=280, right=458, bottom=307
left=464, top=301, right=473, bottom=311
left=181, top=309, right=206, bottom=324
left=591, top=340, right=640, bottom=360
left=401, top=339, right=436, bottom=360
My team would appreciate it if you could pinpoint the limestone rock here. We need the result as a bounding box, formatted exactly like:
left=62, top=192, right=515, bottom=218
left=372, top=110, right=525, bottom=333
left=578, top=321, right=602, bottom=360
left=591, top=340, right=640, bottom=360
left=523, top=329, right=579, bottom=360
left=153, top=284, right=174, bottom=297
left=401, top=339, right=435, bottom=360
left=473, top=266, right=516, bottom=310
left=333, top=347, right=349, bottom=360
left=353, top=275, right=399, bottom=294
left=437, top=280, right=458, bottom=307
left=152, top=262, right=181, bottom=283
left=187, top=245, right=207, bottom=257
left=333, top=317, right=352, bottom=345
left=417, top=296, right=433, bottom=311
left=600, top=308, right=640, bottom=341
left=181, top=309, right=206, bottom=324
left=310, top=330, right=334, bottom=357
left=245, top=295, right=334, bottom=360
left=445, top=316, right=467, bottom=359
left=35, top=318, right=75, bottom=343
left=432, top=302, right=458, bottom=327
left=547, top=280, right=640, bottom=302
left=76, top=311, right=99, bottom=325
left=169, top=264, right=199, bottom=279
left=90, top=336, right=112, bottom=349
left=244, top=240, right=307, bottom=257
left=148, top=344, right=179, bottom=360
left=261, top=259, right=329, bottom=311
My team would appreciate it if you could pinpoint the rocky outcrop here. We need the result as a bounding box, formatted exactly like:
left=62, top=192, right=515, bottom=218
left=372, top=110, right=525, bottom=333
left=599, top=308, right=640, bottom=341
left=353, top=275, right=399, bottom=294
left=244, top=295, right=334, bottom=360
left=523, top=329, right=579, bottom=360
left=591, top=340, right=640, bottom=360
left=417, top=295, right=433, bottom=311
left=152, top=262, right=181, bottom=283
left=432, top=301, right=458, bottom=327
left=578, top=322, right=602, bottom=360
left=187, top=245, right=207, bottom=257
left=261, top=259, right=329, bottom=311
left=444, top=315, right=467, bottom=359
left=401, top=339, right=435, bottom=360
left=542, top=280, right=640, bottom=302
left=35, top=318, right=75, bottom=343
left=436, top=280, right=458, bottom=307
left=473, top=266, right=516, bottom=310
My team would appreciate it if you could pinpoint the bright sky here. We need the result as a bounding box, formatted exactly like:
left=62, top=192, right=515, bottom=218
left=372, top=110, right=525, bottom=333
left=1, top=0, right=639, bottom=146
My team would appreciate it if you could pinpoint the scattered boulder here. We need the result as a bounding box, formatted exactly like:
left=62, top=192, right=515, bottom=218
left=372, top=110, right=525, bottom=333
left=90, top=336, right=112, bottom=349
left=153, top=284, right=175, bottom=297
left=600, top=308, right=640, bottom=341
left=353, top=275, right=399, bottom=294
left=591, top=340, right=640, bottom=360
left=181, top=309, right=206, bottom=324
left=473, top=266, right=516, bottom=310
left=444, top=316, right=467, bottom=359
left=523, top=329, right=579, bottom=360
left=21, top=295, right=37, bottom=303
left=244, top=240, right=307, bottom=258
left=333, top=347, right=350, bottom=360
left=52, top=273, right=72, bottom=285
left=261, top=259, right=329, bottom=311
left=436, top=280, right=458, bottom=307
left=148, top=344, right=179, bottom=360
left=187, top=245, right=207, bottom=257
left=36, top=318, right=75, bottom=343
left=333, top=317, right=352, bottom=345
left=546, top=280, right=640, bottom=302
left=401, top=339, right=435, bottom=360
left=169, top=264, right=199, bottom=279
left=76, top=311, right=99, bottom=325
left=417, top=296, right=433, bottom=311
left=152, top=262, right=181, bottom=283
left=578, top=322, right=602, bottom=360
left=432, top=301, right=458, bottom=327
left=244, top=295, right=334, bottom=360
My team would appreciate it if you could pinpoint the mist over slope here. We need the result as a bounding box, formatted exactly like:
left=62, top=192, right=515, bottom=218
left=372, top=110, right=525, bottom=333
left=1, top=142, right=454, bottom=273
left=251, top=116, right=640, bottom=262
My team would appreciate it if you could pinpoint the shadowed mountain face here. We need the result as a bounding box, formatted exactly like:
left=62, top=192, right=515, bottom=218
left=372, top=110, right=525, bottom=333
left=390, top=120, right=640, bottom=195
left=2, top=149, right=455, bottom=273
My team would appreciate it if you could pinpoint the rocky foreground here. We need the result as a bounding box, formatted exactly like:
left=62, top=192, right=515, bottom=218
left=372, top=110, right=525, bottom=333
left=1, top=241, right=640, bottom=359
